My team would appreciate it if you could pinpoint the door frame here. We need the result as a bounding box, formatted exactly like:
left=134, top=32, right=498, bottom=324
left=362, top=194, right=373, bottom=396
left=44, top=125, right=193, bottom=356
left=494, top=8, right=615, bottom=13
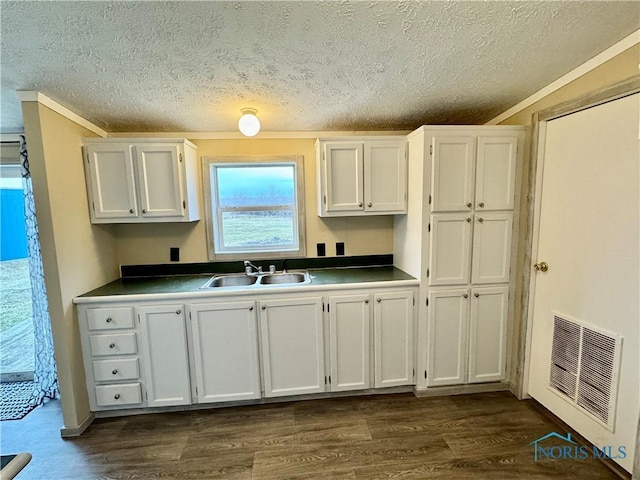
left=516, top=74, right=640, bottom=399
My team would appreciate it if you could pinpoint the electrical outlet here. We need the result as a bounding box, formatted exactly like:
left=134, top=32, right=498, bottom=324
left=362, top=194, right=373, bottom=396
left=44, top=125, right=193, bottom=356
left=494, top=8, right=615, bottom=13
left=170, top=247, right=180, bottom=262
left=316, top=243, right=326, bottom=257
left=336, top=242, right=345, bottom=256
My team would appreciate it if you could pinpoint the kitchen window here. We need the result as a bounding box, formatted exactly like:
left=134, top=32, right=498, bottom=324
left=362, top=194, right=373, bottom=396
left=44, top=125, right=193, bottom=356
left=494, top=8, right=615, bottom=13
left=202, top=156, right=306, bottom=260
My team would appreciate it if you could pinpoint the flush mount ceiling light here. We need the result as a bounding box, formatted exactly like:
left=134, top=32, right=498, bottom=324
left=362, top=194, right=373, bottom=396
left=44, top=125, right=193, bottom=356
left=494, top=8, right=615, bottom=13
left=238, top=108, right=261, bottom=137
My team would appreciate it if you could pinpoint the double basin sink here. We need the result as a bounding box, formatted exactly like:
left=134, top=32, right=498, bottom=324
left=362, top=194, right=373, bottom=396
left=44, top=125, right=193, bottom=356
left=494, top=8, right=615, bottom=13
left=202, top=271, right=311, bottom=289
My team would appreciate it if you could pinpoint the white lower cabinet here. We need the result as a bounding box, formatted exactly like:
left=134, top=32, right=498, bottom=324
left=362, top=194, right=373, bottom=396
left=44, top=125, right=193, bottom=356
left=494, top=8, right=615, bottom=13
left=189, top=301, right=261, bottom=403
left=427, top=286, right=508, bottom=387
left=374, top=291, right=415, bottom=388
left=328, top=294, right=371, bottom=392
left=138, top=305, right=191, bottom=407
left=259, top=297, right=325, bottom=397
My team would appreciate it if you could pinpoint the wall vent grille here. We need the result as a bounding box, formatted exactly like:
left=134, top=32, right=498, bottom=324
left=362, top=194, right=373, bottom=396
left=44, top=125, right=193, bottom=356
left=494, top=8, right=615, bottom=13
left=548, top=314, right=622, bottom=431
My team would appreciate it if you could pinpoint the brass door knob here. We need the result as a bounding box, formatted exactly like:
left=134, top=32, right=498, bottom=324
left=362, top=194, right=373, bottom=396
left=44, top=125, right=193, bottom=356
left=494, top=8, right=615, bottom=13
left=533, top=262, right=549, bottom=272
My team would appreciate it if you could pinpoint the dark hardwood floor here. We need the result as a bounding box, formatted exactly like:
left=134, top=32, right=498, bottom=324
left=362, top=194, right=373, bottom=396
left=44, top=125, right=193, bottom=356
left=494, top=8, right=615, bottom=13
left=0, top=391, right=621, bottom=479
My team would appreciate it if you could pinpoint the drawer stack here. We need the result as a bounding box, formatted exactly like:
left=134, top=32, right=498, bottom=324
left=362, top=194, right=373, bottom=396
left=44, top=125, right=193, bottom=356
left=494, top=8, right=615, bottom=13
left=84, top=307, right=143, bottom=409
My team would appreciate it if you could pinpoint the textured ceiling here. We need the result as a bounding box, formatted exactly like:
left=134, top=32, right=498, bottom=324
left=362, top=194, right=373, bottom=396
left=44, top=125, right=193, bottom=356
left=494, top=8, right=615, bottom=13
left=1, top=1, right=638, bottom=133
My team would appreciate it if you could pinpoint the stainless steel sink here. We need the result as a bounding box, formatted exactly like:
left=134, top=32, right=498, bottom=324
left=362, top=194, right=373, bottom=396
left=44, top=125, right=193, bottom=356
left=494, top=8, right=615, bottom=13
left=202, top=274, right=258, bottom=288
left=201, top=270, right=311, bottom=289
left=259, top=272, right=310, bottom=285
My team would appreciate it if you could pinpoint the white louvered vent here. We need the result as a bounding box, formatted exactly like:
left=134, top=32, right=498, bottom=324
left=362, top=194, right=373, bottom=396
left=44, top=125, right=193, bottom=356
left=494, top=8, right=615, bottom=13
left=548, top=314, right=622, bottom=431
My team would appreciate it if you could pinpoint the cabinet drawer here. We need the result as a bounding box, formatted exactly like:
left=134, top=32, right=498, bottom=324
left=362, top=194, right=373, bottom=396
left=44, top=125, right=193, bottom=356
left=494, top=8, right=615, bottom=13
left=93, top=358, right=139, bottom=382
left=95, top=383, right=142, bottom=407
left=87, top=307, right=134, bottom=331
left=89, top=333, right=137, bottom=356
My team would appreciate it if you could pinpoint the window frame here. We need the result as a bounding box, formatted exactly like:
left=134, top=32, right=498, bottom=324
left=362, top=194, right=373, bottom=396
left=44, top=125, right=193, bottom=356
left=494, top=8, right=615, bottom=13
left=202, top=155, right=306, bottom=261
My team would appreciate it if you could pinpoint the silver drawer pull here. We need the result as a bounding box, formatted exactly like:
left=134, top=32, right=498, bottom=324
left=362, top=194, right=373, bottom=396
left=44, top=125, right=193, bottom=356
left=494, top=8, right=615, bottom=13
left=114, top=394, right=120, bottom=400
left=112, top=369, right=118, bottom=375
left=106, top=317, right=113, bottom=323
left=109, top=343, right=116, bottom=349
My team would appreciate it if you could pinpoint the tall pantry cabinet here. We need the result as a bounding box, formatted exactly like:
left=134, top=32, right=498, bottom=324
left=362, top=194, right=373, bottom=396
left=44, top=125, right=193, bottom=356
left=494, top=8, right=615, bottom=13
left=393, top=126, right=525, bottom=390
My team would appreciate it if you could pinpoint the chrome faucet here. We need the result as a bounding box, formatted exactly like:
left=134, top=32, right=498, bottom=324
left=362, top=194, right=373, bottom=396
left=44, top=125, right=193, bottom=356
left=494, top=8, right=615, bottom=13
left=244, top=260, right=262, bottom=275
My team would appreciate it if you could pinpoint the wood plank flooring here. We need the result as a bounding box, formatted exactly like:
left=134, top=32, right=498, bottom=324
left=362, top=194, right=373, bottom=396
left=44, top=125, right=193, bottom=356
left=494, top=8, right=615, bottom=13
left=0, top=391, right=621, bottom=479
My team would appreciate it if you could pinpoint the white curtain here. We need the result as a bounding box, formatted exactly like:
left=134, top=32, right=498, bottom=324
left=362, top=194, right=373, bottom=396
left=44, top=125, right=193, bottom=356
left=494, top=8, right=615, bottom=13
left=19, top=135, right=58, bottom=405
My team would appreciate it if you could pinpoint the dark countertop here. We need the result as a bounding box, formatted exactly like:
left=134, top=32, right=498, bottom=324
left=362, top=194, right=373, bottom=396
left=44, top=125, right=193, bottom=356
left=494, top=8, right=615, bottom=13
left=75, top=266, right=418, bottom=304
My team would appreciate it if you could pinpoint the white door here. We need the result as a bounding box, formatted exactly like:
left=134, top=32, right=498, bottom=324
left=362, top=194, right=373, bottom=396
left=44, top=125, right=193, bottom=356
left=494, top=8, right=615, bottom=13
left=328, top=294, right=371, bottom=392
left=471, top=213, right=513, bottom=284
left=324, top=142, right=364, bottom=212
left=373, top=291, right=414, bottom=388
left=259, top=297, right=325, bottom=397
left=429, top=213, right=472, bottom=286
left=475, top=136, right=517, bottom=211
left=137, top=305, right=191, bottom=407
left=468, top=286, right=508, bottom=383
left=85, top=144, right=137, bottom=220
left=189, top=301, right=261, bottom=403
left=431, top=136, right=475, bottom=212
left=527, top=94, right=639, bottom=473
left=427, top=289, right=468, bottom=387
left=364, top=141, right=407, bottom=212
left=135, top=144, right=184, bottom=218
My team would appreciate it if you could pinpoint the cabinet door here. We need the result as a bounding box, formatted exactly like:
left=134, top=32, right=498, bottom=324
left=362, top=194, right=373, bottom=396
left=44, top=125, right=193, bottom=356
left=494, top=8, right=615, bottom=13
left=324, top=143, right=364, bottom=212
left=364, top=141, right=407, bottom=212
left=260, top=297, right=325, bottom=397
left=189, top=301, right=261, bottom=403
left=135, top=144, right=184, bottom=218
left=468, top=286, right=508, bottom=383
left=373, top=291, right=414, bottom=388
left=429, top=213, right=472, bottom=286
left=431, top=137, right=475, bottom=212
left=427, top=289, right=468, bottom=387
left=137, top=305, right=191, bottom=407
left=475, top=136, right=517, bottom=211
left=329, top=294, right=371, bottom=392
left=85, top=144, right=138, bottom=220
left=471, top=213, right=513, bottom=284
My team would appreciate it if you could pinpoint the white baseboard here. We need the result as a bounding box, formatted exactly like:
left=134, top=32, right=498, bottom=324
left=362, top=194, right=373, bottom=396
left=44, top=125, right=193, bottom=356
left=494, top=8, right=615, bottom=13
left=60, top=412, right=95, bottom=438
left=413, top=382, right=510, bottom=397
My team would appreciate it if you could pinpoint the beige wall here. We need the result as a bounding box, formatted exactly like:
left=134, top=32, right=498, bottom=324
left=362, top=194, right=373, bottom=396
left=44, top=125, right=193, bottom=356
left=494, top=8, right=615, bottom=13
left=500, top=44, right=639, bottom=394
left=22, top=102, right=119, bottom=430
left=115, top=138, right=394, bottom=265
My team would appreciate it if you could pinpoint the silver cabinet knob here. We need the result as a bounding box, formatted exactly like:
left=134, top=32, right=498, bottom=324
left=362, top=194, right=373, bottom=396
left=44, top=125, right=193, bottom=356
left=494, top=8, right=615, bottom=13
left=466, top=217, right=471, bottom=223
left=478, top=218, right=484, bottom=223
left=467, top=202, right=472, bottom=208
left=176, top=309, right=181, bottom=315
left=129, top=209, right=134, bottom=214
left=478, top=202, right=484, bottom=208
left=112, top=369, right=118, bottom=375
left=364, top=299, right=369, bottom=304
left=249, top=306, right=254, bottom=311
left=142, top=209, right=147, bottom=214
left=109, top=343, right=116, bottom=349
left=376, top=297, right=382, bottom=303
left=474, top=293, right=480, bottom=298
left=105, top=317, right=112, bottom=323
left=114, top=394, right=120, bottom=400
left=261, top=305, right=266, bottom=310
left=463, top=294, right=468, bottom=299
left=368, top=202, right=372, bottom=207
left=358, top=202, right=363, bottom=207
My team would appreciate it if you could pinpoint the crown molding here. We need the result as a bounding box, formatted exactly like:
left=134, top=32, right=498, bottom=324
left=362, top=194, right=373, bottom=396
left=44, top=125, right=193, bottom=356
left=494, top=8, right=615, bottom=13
left=106, top=130, right=412, bottom=140
left=486, top=29, right=640, bottom=125
left=16, top=91, right=107, bottom=137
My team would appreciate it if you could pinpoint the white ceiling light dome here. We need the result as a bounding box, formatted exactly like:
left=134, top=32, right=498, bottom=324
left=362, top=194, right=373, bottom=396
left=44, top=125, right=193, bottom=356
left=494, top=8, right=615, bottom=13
left=238, top=108, right=261, bottom=137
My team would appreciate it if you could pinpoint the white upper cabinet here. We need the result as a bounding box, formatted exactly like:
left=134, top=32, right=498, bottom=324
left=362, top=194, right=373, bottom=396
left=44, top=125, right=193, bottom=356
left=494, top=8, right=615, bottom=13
left=318, top=138, right=407, bottom=216
left=189, top=301, right=261, bottom=403
left=328, top=294, right=371, bottom=392
left=431, top=135, right=517, bottom=213
left=431, top=137, right=475, bottom=212
left=475, top=137, right=518, bottom=211
left=83, top=138, right=200, bottom=223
